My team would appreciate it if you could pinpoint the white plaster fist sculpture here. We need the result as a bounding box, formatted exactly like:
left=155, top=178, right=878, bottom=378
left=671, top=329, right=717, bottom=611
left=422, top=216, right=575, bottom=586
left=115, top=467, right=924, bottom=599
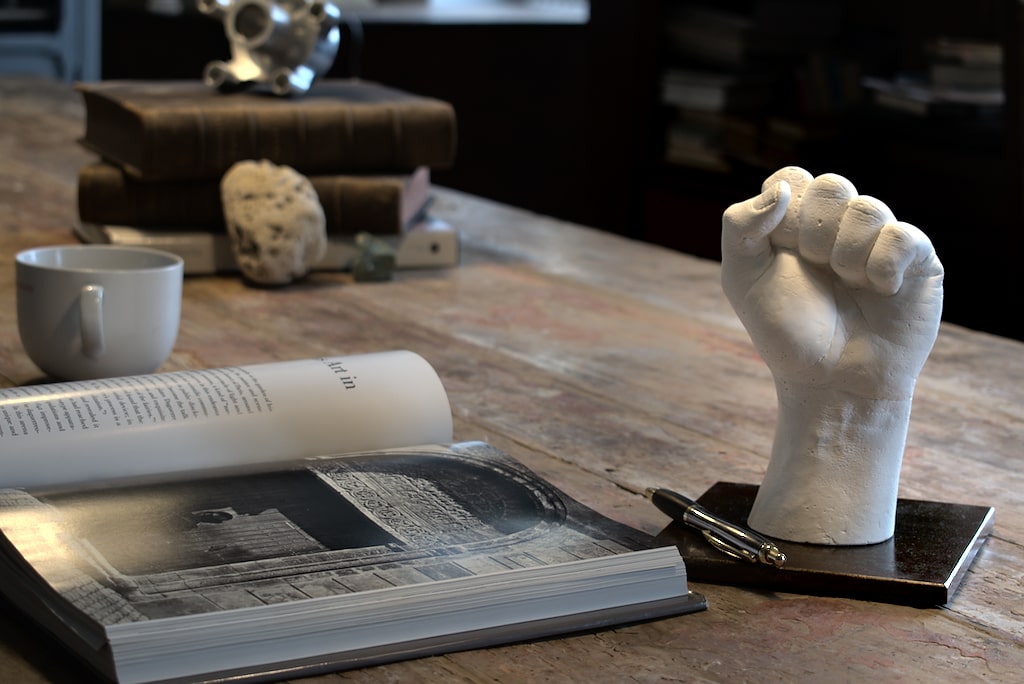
left=721, top=166, right=944, bottom=545
left=221, top=159, right=327, bottom=285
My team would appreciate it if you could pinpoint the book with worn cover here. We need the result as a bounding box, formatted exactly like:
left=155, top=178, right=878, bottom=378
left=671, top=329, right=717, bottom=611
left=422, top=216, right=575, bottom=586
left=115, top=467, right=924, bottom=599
left=75, top=80, right=458, bottom=181
left=73, top=214, right=461, bottom=275
left=0, top=351, right=705, bottom=684
left=78, top=162, right=432, bottom=235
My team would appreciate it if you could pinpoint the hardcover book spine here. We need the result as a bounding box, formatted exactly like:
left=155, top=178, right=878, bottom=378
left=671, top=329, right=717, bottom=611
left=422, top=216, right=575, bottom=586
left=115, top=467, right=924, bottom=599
left=77, top=163, right=224, bottom=229
left=78, top=164, right=429, bottom=235
left=80, top=94, right=457, bottom=181
left=314, top=173, right=417, bottom=236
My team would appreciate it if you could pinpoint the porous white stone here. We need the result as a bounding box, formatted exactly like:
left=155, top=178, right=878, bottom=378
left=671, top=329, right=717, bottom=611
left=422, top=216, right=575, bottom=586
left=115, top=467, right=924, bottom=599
left=221, top=160, right=327, bottom=285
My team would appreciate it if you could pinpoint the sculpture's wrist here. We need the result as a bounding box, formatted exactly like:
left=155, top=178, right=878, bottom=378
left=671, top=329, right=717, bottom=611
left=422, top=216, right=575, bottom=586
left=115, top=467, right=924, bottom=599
left=773, top=386, right=914, bottom=460
left=747, top=386, right=915, bottom=544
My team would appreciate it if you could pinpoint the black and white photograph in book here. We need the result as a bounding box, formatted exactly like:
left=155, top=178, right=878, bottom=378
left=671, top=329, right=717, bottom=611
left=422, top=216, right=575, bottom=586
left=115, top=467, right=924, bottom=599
left=1, top=443, right=664, bottom=624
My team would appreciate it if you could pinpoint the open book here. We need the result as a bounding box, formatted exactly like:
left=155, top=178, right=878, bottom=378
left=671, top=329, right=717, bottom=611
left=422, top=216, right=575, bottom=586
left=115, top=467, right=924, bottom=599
left=0, top=351, right=705, bottom=684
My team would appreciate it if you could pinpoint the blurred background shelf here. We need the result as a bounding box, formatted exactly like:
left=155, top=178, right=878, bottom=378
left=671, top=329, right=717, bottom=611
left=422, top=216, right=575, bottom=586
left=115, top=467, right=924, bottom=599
left=0, top=0, right=101, bottom=82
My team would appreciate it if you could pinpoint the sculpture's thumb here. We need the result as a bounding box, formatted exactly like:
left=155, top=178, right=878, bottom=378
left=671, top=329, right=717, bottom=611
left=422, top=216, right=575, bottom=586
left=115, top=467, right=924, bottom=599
left=721, top=180, right=790, bottom=262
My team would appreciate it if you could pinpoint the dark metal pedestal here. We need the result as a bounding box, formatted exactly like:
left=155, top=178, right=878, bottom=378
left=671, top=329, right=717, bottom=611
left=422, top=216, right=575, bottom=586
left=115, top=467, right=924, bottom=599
left=656, top=482, right=995, bottom=607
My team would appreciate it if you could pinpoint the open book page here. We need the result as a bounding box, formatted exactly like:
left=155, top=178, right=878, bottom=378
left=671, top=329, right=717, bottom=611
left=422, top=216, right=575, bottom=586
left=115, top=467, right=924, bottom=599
left=0, top=442, right=697, bottom=683
left=0, top=351, right=452, bottom=489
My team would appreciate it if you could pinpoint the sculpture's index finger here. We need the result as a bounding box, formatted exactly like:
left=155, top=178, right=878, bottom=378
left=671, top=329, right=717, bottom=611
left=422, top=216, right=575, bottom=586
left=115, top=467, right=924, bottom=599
left=798, top=173, right=857, bottom=264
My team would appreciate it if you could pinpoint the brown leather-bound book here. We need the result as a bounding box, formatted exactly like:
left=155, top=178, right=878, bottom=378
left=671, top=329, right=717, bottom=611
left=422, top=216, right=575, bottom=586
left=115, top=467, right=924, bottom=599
left=75, top=80, right=457, bottom=181
left=77, top=162, right=431, bottom=235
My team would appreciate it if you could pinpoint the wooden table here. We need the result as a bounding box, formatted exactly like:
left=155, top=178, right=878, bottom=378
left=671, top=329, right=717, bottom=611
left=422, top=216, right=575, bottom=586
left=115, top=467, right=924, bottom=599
left=1, top=77, right=1022, bottom=682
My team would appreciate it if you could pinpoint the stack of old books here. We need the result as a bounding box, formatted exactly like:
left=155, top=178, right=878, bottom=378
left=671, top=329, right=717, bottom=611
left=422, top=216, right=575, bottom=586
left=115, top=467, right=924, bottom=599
left=72, top=79, right=460, bottom=274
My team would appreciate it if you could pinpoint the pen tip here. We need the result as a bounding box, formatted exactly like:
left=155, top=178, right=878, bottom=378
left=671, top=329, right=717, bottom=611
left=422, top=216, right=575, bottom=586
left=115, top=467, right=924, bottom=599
left=643, top=487, right=655, bottom=499
left=767, top=546, right=787, bottom=569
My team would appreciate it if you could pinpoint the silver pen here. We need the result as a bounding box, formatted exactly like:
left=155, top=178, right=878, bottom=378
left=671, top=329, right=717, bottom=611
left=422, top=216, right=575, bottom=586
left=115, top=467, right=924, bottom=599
left=645, top=487, right=786, bottom=568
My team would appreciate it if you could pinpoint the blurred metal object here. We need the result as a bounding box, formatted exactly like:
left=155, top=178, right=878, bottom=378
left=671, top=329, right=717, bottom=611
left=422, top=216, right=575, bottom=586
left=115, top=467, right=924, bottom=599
left=352, top=232, right=396, bottom=282
left=198, top=0, right=342, bottom=96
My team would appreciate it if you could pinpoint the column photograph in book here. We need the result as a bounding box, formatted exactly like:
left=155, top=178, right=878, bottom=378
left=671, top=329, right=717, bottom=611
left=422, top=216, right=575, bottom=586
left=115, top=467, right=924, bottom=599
left=0, top=351, right=705, bottom=684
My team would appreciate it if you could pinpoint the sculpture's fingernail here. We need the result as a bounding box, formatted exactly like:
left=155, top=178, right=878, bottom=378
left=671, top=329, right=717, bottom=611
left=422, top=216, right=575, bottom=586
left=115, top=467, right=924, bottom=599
left=753, top=183, right=779, bottom=211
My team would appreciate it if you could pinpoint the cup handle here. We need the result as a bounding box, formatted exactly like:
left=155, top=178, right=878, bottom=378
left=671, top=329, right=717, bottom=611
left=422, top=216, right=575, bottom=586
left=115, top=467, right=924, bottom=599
left=80, top=284, right=105, bottom=359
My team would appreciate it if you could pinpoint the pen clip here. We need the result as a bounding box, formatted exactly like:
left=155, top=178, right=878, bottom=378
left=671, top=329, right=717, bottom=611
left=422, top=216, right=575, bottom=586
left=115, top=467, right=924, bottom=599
left=701, top=530, right=760, bottom=563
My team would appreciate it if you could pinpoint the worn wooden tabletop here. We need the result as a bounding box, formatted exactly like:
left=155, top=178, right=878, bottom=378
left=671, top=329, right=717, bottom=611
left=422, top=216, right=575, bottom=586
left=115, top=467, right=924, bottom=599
left=1, top=77, right=1022, bottom=682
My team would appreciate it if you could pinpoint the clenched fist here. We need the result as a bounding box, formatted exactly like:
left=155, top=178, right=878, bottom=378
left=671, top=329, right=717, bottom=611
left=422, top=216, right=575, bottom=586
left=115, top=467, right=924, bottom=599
left=721, top=167, right=943, bottom=544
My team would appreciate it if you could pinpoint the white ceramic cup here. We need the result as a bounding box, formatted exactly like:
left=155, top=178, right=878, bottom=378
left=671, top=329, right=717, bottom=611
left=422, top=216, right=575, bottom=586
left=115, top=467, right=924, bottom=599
left=16, top=245, right=184, bottom=381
